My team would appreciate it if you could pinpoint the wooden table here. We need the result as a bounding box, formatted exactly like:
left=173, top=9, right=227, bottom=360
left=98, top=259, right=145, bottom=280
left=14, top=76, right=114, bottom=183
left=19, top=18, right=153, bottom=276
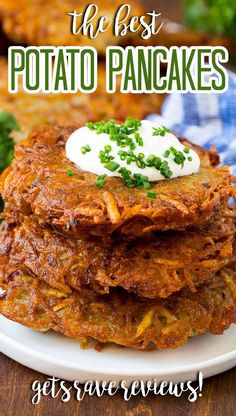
left=0, top=353, right=235, bottom=416
left=1, top=1, right=235, bottom=415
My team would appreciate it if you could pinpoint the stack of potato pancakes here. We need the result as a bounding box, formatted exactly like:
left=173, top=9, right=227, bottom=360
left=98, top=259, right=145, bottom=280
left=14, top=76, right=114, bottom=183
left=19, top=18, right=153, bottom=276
left=0, top=125, right=236, bottom=350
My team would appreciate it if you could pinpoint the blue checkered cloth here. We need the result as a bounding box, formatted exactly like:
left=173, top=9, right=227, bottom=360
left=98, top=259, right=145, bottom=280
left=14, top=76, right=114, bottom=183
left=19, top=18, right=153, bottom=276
left=147, top=70, right=236, bottom=175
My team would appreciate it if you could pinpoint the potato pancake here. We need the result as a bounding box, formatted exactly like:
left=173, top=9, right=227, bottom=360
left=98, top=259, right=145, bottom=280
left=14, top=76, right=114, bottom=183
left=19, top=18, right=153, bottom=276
left=0, top=261, right=235, bottom=350
left=0, top=213, right=234, bottom=298
left=1, top=125, right=234, bottom=237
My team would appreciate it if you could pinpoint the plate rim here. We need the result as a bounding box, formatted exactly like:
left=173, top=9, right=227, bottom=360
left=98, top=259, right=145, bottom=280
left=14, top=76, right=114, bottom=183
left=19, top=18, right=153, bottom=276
left=0, top=316, right=236, bottom=377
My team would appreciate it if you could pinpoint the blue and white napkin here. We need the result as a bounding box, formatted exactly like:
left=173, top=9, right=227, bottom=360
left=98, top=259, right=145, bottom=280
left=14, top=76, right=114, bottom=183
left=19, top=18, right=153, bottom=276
left=147, top=71, right=236, bottom=175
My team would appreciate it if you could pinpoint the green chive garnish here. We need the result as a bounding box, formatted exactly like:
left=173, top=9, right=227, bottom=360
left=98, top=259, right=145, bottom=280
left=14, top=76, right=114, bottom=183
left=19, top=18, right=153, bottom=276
left=148, top=192, right=157, bottom=199
left=105, top=145, right=112, bottom=153
left=169, top=146, right=186, bottom=168
left=95, top=174, right=107, bottom=187
left=118, top=150, right=127, bottom=161
left=67, top=169, right=74, bottom=177
left=152, top=126, right=171, bottom=137
left=159, top=160, right=173, bottom=179
left=134, top=132, right=144, bottom=146
left=86, top=118, right=178, bottom=190
left=143, top=182, right=152, bottom=190
left=86, top=122, right=95, bottom=130
left=104, top=161, right=120, bottom=172
left=81, top=144, right=91, bottom=154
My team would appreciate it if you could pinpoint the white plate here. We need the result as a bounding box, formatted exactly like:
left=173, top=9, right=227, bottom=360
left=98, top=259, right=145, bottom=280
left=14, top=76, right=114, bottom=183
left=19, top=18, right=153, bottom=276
left=0, top=315, right=236, bottom=384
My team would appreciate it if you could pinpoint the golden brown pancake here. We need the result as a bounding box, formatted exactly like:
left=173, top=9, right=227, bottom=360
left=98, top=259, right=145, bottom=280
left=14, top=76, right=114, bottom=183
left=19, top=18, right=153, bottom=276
left=1, top=125, right=234, bottom=238
left=0, top=213, right=234, bottom=299
left=0, top=261, right=235, bottom=350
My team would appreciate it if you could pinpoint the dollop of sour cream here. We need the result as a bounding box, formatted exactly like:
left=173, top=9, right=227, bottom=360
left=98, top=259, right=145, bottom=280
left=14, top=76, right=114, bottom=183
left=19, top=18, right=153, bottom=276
left=66, top=120, right=200, bottom=181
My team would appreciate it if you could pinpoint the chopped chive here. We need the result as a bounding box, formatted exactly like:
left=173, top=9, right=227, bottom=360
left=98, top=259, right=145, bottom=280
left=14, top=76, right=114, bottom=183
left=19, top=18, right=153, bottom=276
left=118, top=150, right=127, bottom=161
left=81, top=144, right=91, bottom=154
left=159, top=160, right=173, bottom=179
left=183, top=147, right=190, bottom=154
left=169, top=146, right=186, bottom=168
left=104, top=145, right=112, bottom=153
left=146, top=154, right=162, bottom=169
left=119, top=167, right=131, bottom=178
left=125, top=117, right=141, bottom=129
left=104, top=161, right=120, bottom=172
left=86, top=118, right=178, bottom=190
left=95, top=174, right=107, bottom=187
left=67, top=169, right=74, bottom=177
left=143, top=182, right=152, bottom=190
left=136, top=159, right=146, bottom=169
left=188, top=156, right=193, bottom=161
left=134, top=132, right=144, bottom=146
left=146, top=154, right=156, bottom=165
left=86, top=122, right=95, bottom=130
left=99, top=146, right=114, bottom=163
left=148, top=192, right=157, bottom=199
left=152, top=126, right=171, bottom=137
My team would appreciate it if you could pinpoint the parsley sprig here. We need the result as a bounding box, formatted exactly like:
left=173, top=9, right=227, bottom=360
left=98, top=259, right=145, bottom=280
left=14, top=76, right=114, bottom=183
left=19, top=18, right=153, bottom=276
left=0, top=111, right=19, bottom=214
left=0, top=111, right=19, bottom=174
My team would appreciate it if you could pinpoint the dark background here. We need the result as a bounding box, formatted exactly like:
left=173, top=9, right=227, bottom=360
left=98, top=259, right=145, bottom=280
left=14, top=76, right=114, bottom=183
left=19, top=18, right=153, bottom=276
left=0, top=1, right=235, bottom=415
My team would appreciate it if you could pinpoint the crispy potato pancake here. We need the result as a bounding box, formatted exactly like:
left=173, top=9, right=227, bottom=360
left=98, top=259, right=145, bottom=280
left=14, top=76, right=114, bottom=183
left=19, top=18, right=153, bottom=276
left=0, top=262, right=236, bottom=350
left=0, top=58, right=164, bottom=142
left=1, top=125, right=234, bottom=237
left=0, top=214, right=234, bottom=299
left=0, top=0, right=143, bottom=52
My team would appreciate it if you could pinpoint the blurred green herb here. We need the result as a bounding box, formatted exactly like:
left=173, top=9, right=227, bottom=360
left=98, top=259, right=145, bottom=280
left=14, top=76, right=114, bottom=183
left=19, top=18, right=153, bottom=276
left=184, top=0, right=236, bottom=40
left=0, top=111, right=19, bottom=174
left=0, top=111, right=19, bottom=214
